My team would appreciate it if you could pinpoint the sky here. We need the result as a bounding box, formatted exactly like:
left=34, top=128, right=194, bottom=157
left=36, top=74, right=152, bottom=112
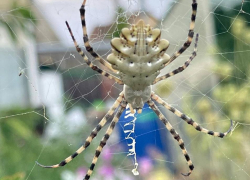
left=33, top=0, right=243, bottom=47
left=33, top=0, right=173, bottom=47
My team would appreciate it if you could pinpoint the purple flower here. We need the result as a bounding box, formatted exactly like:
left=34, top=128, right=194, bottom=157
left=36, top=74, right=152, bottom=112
left=102, top=147, right=113, bottom=161
left=98, top=165, right=114, bottom=177
left=76, top=167, right=87, bottom=180
left=139, top=157, right=153, bottom=175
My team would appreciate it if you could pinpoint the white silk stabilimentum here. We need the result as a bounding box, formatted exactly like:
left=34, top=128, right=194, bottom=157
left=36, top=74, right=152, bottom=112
left=124, top=107, right=139, bottom=176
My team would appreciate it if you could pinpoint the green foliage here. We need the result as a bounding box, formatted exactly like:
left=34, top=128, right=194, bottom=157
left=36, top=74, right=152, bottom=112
left=214, top=4, right=250, bottom=83
left=0, top=172, right=25, bottom=180
left=0, top=108, right=44, bottom=178
left=213, top=10, right=250, bottom=123
left=180, top=3, right=250, bottom=179
left=0, top=1, right=36, bottom=42
left=108, top=7, right=128, bottom=38
left=0, top=107, right=129, bottom=180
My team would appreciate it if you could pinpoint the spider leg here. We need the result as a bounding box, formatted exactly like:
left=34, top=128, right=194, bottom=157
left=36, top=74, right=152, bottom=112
left=164, top=0, right=197, bottom=67
left=36, top=92, right=124, bottom=168
left=147, top=99, right=193, bottom=176
left=80, top=0, right=118, bottom=73
left=66, top=21, right=123, bottom=85
left=154, top=34, right=198, bottom=84
left=84, top=99, right=127, bottom=180
left=151, top=92, right=233, bottom=137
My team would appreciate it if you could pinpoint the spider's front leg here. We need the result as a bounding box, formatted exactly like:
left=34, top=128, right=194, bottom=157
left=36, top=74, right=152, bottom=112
left=79, top=0, right=118, bottom=73
left=65, top=21, right=123, bottom=85
left=151, top=92, right=233, bottom=137
left=148, top=99, right=194, bottom=176
left=164, top=0, right=198, bottom=67
left=154, top=33, right=199, bottom=84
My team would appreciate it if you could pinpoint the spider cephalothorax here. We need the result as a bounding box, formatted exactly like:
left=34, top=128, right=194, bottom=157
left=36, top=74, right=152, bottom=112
left=37, top=0, right=233, bottom=179
left=107, top=20, right=170, bottom=109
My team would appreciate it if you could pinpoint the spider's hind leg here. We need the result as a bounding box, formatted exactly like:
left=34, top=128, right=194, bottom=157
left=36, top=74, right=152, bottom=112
left=84, top=99, right=127, bottom=180
left=148, top=99, right=194, bottom=176
left=36, top=92, right=124, bottom=168
left=151, top=92, right=233, bottom=138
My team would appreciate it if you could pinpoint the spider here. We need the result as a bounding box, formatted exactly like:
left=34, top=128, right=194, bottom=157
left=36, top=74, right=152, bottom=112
left=36, top=0, right=233, bottom=179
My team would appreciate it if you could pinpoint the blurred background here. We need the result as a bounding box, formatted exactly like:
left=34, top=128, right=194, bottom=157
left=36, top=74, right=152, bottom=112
left=1, top=0, right=250, bottom=180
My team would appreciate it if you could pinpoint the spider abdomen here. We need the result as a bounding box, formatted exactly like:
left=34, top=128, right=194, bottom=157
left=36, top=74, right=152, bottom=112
left=107, top=19, right=171, bottom=108
left=107, top=19, right=170, bottom=91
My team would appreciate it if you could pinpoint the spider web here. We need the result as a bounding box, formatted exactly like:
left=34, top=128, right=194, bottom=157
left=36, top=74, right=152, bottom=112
left=0, top=0, right=250, bottom=180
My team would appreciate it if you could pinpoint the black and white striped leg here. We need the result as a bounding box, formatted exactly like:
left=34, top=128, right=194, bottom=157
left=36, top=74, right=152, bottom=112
left=148, top=99, right=194, bottom=176
left=154, top=34, right=199, bottom=84
left=36, top=92, right=124, bottom=168
left=164, top=0, right=197, bottom=67
left=79, top=0, right=117, bottom=73
left=65, top=21, right=123, bottom=85
left=151, top=93, right=233, bottom=138
left=84, top=100, right=127, bottom=180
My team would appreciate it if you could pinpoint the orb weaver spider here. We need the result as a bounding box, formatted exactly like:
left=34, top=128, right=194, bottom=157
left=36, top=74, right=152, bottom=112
left=36, top=0, right=233, bottom=179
